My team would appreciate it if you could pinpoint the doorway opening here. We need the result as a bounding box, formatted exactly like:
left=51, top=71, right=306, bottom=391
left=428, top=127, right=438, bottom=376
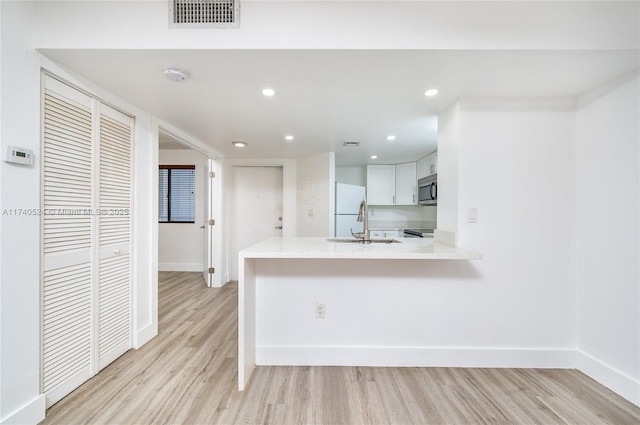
left=158, top=130, right=215, bottom=286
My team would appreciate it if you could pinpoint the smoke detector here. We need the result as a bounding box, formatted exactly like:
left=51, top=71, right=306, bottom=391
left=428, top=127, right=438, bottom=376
left=164, top=68, right=188, bottom=82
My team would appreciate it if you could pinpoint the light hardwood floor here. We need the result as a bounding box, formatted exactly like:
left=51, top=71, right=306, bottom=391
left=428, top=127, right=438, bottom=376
left=42, top=271, right=640, bottom=424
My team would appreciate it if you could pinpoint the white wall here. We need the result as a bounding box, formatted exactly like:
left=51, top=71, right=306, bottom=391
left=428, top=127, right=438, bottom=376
left=437, top=104, right=461, bottom=238
left=32, top=1, right=639, bottom=50
left=258, top=101, right=579, bottom=372
left=0, top=2, right=46, bottom=423
left=455, top=100, right=577, bottom=348
left=575, top=72, right=640, bottom=405
left=0, top=3, right=159, bottom=423
left=368, top=206, right=436, bottom=227
left=296, top=152, right=335, bottom=237
left=335, top=166, right=366, bottom=186
left=158, top=149, right=209, bottom=271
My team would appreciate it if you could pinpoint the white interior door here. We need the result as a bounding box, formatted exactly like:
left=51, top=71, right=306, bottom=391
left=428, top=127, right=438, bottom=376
left=230, top=166, right=283, bottom=280
left=42, top=76, right=94, bottom=406
left=203, top=159, right=214, bottom=287
left=42, top=74, right=133, bottom=407
left=96, top=104, right=133, bottom=372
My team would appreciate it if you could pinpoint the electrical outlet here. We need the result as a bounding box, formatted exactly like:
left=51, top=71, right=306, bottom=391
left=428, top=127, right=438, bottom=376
left=315, top=302, right=326, bottom=318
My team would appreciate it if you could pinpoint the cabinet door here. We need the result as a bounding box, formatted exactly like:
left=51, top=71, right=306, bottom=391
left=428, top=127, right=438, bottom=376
left=366, top=165, right=396, bottom=205
left=395, top=162, right=417, bottom=205
left=416, top=157, right=428, bottom=179
left=425, top=151, right=438, bottom=176
left=429, top=152, right=438, bottom=175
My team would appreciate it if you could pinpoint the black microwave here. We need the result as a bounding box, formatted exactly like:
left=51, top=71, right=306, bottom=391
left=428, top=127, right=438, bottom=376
left=418, top=174, right=437, bottom=206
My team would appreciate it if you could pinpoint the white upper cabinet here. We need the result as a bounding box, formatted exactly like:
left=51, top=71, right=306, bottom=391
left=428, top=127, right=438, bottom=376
left=367, top=162, right=416, bottom=205
left=395, top=162, right=417, bottom=205
left=366, top=165, right=396, bottom=205
left=416, top=156, right=429, bottom=179
left=417, top=151, right=438, bottom=179
left=426, top=151, right=438, bottom=176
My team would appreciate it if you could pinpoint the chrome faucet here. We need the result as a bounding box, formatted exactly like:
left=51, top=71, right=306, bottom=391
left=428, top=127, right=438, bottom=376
left=351, top=199, right=371, bottom=243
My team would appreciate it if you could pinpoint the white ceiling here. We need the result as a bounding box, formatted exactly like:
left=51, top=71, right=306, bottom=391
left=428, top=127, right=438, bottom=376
left=41, top=48, right=639, bottom=165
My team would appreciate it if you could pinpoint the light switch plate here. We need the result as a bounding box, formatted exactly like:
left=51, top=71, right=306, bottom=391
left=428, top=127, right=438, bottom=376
left=467, top=208, right=478, bottom=223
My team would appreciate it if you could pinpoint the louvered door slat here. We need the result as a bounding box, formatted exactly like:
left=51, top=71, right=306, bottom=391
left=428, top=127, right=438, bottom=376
left=42, top=263, right=92, bottom=393
left=43, top=134, right=92, bottom=153
left=42, top=77, right=94, bottom=406
left=44, top=166, right=94, bottom=181
left=44, top=147, right=94, bottom=167
left=100, top=300, right=130, bottom=321
left=43, top=106, right=93, bottom=132
left=98, top=107, right=132, bottom=370
left=99, top=146, right=131, bottom=160
left=43, top=339, right=91, bottom=373
left=45, top=92, right=92, bottom=118
left=42, top=75, right=134, bottom=407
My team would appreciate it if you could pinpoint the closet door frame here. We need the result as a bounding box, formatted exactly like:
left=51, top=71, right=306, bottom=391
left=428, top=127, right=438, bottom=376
left=40, top=72, right=134, bottom=407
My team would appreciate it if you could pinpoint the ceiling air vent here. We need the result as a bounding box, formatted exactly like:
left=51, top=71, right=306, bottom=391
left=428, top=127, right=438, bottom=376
left=169, top=0, right=240, bottom=28
left=342, top=141, right=360, bottom=147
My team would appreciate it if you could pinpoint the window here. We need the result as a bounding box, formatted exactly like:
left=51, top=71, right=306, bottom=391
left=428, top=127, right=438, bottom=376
left=159, top=165, right=196, bottom=223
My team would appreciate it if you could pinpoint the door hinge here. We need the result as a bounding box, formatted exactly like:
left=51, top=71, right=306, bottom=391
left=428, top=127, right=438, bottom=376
left=208, top=219, right=215, bottom=226
left=208, top=267, right=215, bottom=274
left=209, top=171, right=215, bottom=178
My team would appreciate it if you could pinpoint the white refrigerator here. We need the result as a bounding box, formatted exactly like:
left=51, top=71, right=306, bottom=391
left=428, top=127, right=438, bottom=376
left=335, top=183, right=366, bottom=237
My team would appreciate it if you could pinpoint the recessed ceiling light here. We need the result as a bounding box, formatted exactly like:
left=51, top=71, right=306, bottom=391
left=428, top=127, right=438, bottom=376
left=386, top=135, right=396, bottom=141
left=262, top=88, right=276, bottom=97
left=370, top=155, right=378, bottom=159
left=232, top=141, right=247, bottom=148
left=285, top=135, right=294, bottom=141
left=164, top=68, right=188, bottom=82
left=424, top=88, right=439, bottom=97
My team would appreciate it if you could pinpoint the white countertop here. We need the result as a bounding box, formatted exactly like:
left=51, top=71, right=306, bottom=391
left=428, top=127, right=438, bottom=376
left=239, top=237, right=483, bottom=260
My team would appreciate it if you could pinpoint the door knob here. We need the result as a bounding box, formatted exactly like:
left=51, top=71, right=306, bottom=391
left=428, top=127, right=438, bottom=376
left=275, top=226, right=283, bottom=230
left=200, top=225, right=205, bottom=229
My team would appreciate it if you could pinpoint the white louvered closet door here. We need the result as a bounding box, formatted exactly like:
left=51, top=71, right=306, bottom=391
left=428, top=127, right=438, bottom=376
left=42, top=75, right=134, bottom=407
left=42, top=76, right=95, bottom=406
left=97, top=105, right=133, bottom=371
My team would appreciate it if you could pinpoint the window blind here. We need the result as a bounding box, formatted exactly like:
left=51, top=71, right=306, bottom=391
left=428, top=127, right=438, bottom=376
left=158, top=169, right=169, bottom=222
left=159, top=166, right=196, bottom=223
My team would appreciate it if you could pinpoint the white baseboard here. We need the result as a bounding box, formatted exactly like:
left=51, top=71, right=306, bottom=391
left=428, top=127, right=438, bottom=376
left=256, top=345, right=575, bottom=369
left=0, top=394, right=45, bottom=425
left=158, top=262, right=202, bottom=272
left=575, top=350, right=640, bottom=407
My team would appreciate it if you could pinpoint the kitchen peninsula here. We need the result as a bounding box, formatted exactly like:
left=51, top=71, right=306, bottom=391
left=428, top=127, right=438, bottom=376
left=238, top=236, right=482, bottom=390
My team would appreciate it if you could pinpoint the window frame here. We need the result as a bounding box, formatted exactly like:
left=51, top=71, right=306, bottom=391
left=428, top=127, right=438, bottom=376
left=158, top=164, right=196, bottom=224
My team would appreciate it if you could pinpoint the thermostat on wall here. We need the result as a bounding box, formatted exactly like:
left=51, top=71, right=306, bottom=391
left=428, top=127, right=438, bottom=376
left=3, top=145, right=34, bottom=165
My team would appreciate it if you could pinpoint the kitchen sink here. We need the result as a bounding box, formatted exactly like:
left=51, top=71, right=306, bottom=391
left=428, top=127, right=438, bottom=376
left=326, top=238, right=401, bottom=244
